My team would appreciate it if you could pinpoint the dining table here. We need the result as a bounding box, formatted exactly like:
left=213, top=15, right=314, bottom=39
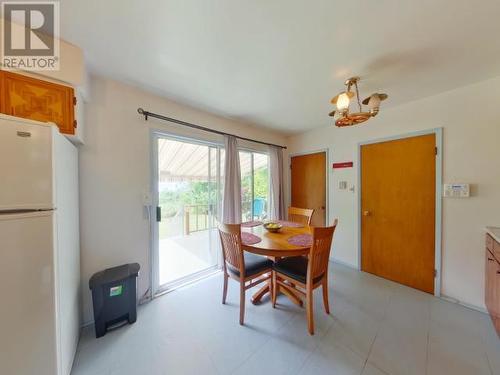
left=241, top=221, right=312, bottom=306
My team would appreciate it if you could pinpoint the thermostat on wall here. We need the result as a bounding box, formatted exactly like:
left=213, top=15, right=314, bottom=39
left=443, top=183, right=470, bottom=198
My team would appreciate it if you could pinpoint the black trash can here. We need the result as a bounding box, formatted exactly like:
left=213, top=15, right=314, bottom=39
left=89, top=263, right=140, bottom=338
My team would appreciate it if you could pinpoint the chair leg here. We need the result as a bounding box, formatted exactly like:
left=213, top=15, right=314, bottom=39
left=222, top=272, right=228, bottom=304
left=239, top=283, right=245, bottom=325
left=306, top=287, right=314, bottom=335
left=271, top=272, right=277, bottom=308
left=322, top=277, right=330, bottom=314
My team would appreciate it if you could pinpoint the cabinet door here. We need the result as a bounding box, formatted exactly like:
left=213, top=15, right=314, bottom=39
left=487, top=251, right=500, bottom=318
left=486, top=249, right=492, bottom=312
left=0, top=71, right=5, bottom=113
left=493, top=261, right=500, bottom=319
left=1, top=71, right=75, bottom=135
left=493, top=260, right=500, bottom=336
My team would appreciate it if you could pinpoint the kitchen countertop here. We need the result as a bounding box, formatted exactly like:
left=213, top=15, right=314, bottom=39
left=486, top=227, right=500, bottom=243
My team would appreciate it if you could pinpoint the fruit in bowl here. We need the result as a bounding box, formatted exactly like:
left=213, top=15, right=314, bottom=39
left=263, top=222, right=283, bottom=233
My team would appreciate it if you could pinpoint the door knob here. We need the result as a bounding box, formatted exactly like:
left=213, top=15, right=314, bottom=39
left=363, top=211, right=371, bottom=216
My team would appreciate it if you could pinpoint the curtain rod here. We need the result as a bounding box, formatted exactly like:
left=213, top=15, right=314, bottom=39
left=137, top=108, right=287, bottom=149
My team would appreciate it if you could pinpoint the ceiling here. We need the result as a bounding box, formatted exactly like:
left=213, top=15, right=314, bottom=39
left=60, top=0, right=500, bottom=134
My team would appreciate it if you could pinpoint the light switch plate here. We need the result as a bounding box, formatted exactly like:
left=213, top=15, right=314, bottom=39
left=143, top=191, right=153, bottom=205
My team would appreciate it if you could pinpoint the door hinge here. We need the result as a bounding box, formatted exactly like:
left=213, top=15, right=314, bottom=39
left=73, top=96, right=77, bottom=106
left=156, top=206, right=162, bottom=222
left=434, top=269, right=437, bottom=277
left=435, top=147, right=438, bottom=155
left=73, top=120, right=77, bottom=128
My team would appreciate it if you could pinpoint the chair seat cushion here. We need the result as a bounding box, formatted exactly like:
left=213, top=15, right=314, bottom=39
left=227, top=253, right=273, bottom=277
left=273, top=256, right=323, bottom=284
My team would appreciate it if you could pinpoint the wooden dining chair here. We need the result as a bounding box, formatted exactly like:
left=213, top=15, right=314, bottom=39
left=288, top=206, right=314, bottom=226
left=218, top=223, right=273, bottom=325
left=271, top=219, right=338, bottom=334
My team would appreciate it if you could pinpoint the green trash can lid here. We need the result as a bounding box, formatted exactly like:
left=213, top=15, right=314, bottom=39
left=89, top=263, right=140, bottom=289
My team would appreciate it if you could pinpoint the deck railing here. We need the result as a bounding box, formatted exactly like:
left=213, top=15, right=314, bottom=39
left=184, top=204, right=216, bottom=234
left=183, top=200, right=265, bottom=234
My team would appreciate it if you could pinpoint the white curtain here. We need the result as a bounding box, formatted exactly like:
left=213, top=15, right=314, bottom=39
left=269, top=146, right=285, bottom=220
left=222, top=135, right=242, bottom=223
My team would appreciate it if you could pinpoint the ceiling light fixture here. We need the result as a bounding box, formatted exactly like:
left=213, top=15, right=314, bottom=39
left=329, top=77, right=387, bottom=127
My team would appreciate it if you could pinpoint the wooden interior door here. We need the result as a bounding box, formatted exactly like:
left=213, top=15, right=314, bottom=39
left=0, top=71, right=75, bottom=135
left=290, top=152, right=326, bottom=226
left=361, top=134, right=436, bottom=294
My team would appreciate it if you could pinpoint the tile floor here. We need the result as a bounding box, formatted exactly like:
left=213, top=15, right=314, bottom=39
left=72, top=263, right=500, bottom=375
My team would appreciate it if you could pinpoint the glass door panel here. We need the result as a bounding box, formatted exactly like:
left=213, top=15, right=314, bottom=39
left=253, top=153, right=269, bottom=220
left=239, top=151, right=253, bottom=222
left=155, top=137, right=223, bottom=291
left=239, top=151, right=270, bottom=222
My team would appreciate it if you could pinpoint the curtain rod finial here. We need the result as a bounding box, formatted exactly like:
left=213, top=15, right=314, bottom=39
left=138, top=107, right=148, bottom=120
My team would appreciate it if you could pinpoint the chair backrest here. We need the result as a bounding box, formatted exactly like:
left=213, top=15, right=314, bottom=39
left=288, top=206, right=314, bottom=226
left=307, top=219, right=338, bottom=282
left=218, top=223, right=244, bottom=273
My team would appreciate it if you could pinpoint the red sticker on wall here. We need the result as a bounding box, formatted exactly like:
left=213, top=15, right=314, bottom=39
left=332, top=161, right=353, bottom=169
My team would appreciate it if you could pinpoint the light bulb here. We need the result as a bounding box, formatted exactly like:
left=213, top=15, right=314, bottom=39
left=336, top=92, right=350, bottom=111
left=367, top=94, right=381, bottom=110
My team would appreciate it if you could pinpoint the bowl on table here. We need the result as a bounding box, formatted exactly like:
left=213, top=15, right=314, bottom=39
left=263, top=222, right=283, bottom=233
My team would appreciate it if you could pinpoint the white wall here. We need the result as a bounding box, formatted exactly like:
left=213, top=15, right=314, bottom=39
left=286, top=76, right=500, bottom=309
left=79, top=76, right=286, bottom=323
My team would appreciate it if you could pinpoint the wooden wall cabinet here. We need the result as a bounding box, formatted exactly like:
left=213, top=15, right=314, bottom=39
left=485, top=234, right=500, bottom=335
left=0, top=70, right=76, bottom=135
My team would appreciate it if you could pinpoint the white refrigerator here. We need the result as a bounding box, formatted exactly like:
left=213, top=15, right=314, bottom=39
left=0, top=114, right=80, bottom=375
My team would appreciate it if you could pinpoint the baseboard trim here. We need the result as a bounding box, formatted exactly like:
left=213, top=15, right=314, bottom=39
left=80, top=270, right=221, bottom=329
left=331, top=258, right=358, bottom=270
left=439, top=294, right=487, bottom=314
left=80, top=266, right=488, bottom=328
left=329, top=259, right=488, bottom=315
left=81, top=319, right=93, bottom=328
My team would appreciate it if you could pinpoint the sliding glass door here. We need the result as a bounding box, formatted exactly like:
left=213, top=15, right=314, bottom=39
left=152, top=134, right=224, bottom=293
left=151, top=133, right=270, bottom=293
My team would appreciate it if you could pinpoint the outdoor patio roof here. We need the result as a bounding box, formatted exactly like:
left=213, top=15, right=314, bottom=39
left=158, top=138, right=268, bottom=182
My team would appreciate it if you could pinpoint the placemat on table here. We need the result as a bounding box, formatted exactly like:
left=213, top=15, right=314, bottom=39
left=287, top=234, right=313, bottom=247
left=277, top=220, right=303, bottom=228
left=241, top=221, right=262, bottom=227
left=241, top=231, right=262, bottom=245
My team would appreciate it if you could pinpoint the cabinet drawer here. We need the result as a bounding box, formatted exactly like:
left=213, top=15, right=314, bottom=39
left=487, top=234, right=494, bottom=251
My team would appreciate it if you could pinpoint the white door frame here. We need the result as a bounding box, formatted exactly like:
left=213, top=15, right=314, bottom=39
left=288, top=149, right=330, bottom=225
left=357, top=128, right=443, bottom=296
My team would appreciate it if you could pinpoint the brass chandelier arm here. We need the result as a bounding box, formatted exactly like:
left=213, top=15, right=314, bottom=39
left=354, top=81, right=362, bottom=113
